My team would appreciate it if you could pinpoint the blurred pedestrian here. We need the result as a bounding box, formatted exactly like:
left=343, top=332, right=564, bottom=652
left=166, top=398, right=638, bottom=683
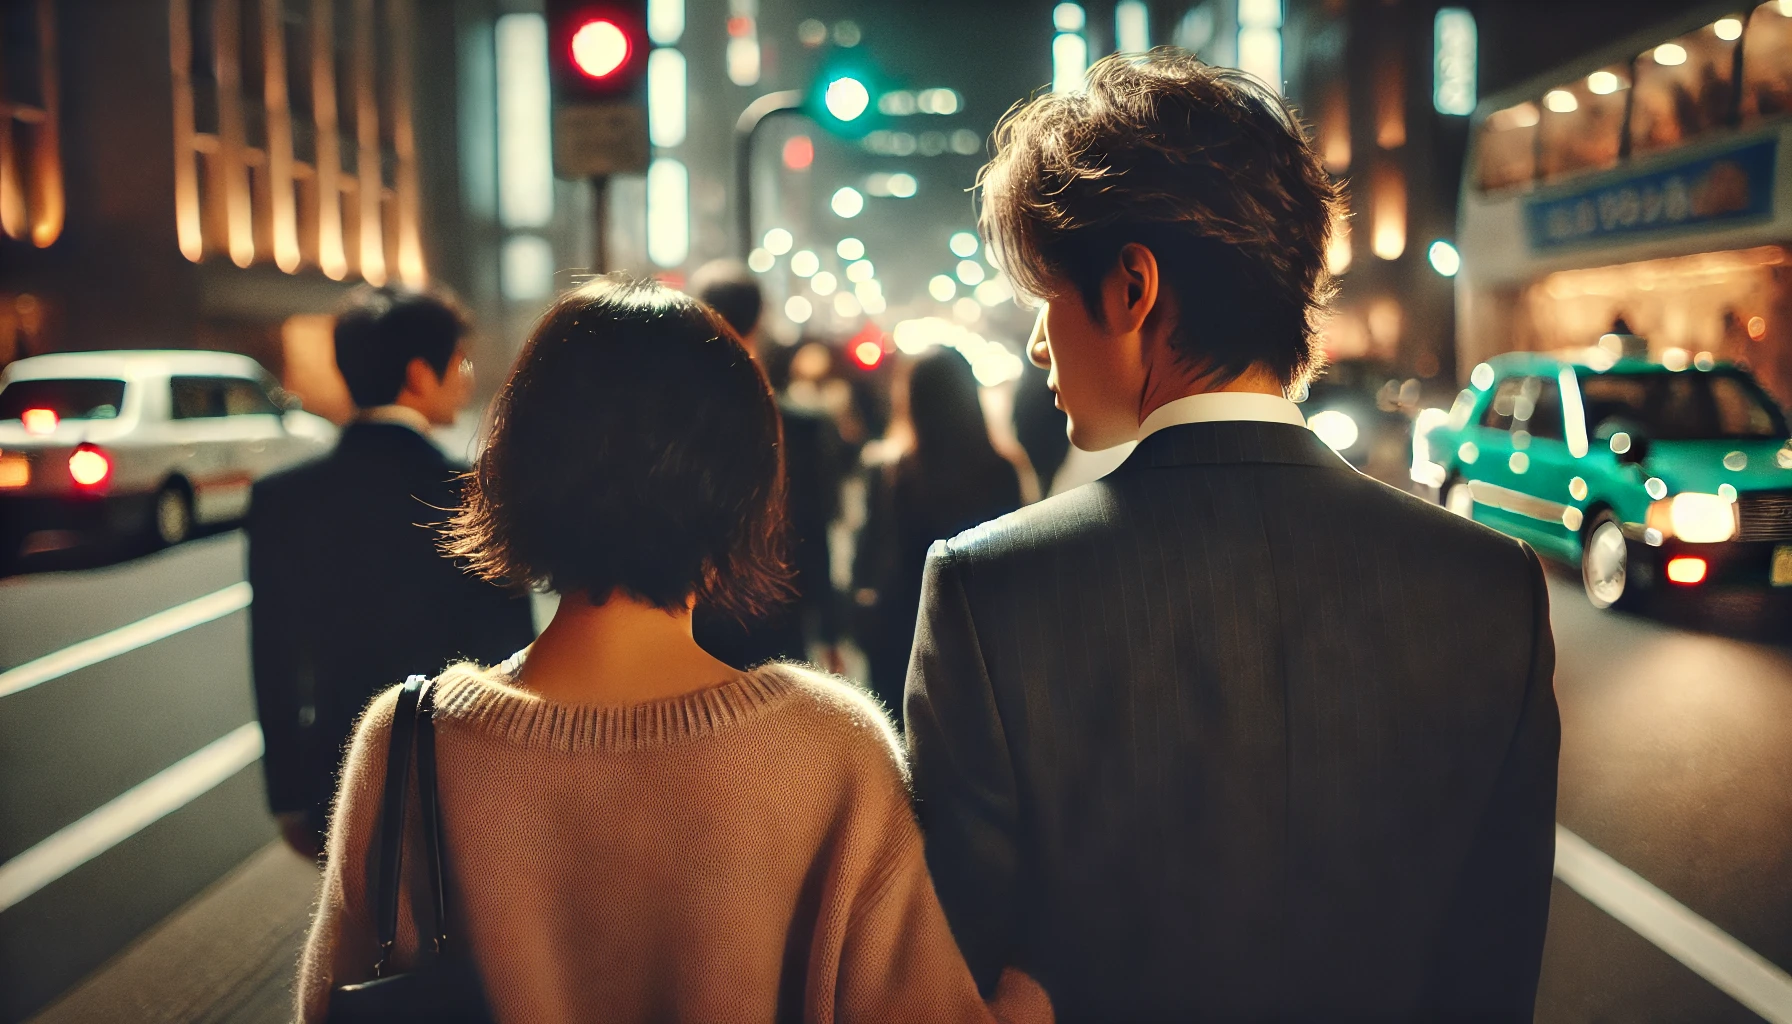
left=854, top=347, right=1022, bottom=712
left=906, top=52, right=1559, bottom=1021
left=296, top=279, right=1050, bottom=1023
left=247, top=287, right=534, bottom=861
left=1012, top=353, right=1069, bottom=496
left=687, top=260, right=847, bottom=669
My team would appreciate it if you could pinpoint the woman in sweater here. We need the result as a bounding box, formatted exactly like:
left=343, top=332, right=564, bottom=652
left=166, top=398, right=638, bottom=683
left=297, top=279, right=1048, bottom=1023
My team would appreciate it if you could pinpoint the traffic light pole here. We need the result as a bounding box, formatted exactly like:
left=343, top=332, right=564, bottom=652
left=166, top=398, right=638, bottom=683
left=591, top=175, right=609, bottom=273
left=734, top=90, right=805, bottom=257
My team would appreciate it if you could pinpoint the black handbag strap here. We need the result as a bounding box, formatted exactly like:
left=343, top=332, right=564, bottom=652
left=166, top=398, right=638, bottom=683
left=369, top=675, right=451, bottom=977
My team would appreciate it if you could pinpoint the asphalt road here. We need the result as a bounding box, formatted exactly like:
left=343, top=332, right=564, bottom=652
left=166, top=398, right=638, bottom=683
left=1, top=534, right=1789, bottom=1022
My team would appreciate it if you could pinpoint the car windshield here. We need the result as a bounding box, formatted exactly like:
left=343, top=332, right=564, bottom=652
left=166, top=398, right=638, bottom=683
left=0, top=378, right=128, bottom=421
left=1580, top=370, right=1790, bottom=441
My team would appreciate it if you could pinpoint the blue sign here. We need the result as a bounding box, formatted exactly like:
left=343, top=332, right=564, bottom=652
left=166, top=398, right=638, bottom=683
left=1524, top=138, right=1777, bottom=251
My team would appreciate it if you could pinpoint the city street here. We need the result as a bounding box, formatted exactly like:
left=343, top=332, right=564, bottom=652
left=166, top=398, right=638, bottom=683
left=0, top=536, right=1787, bottom=1022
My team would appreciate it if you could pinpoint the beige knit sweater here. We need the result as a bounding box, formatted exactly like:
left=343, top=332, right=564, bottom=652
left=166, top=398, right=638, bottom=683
left=297, top=659, right=1050, bottom=1023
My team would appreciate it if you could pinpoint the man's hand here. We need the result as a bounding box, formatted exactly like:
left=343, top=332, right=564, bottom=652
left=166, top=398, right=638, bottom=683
left=277, top=811, right=322, bottom=861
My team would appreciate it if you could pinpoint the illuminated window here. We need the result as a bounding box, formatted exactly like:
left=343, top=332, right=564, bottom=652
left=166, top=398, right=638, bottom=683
left=0, top=0, right=63, bottom=249
left=1632, top=23, right=1738, bottom=155
left=168, top=0, right=425, bottom=285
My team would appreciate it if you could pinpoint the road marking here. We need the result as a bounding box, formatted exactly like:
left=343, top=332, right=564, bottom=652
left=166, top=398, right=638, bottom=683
left=0, top=722, right=264, bottom=913
left=1556, top=824, right=1792, bottom=1023
left=0, top=582, right=252, bottom=700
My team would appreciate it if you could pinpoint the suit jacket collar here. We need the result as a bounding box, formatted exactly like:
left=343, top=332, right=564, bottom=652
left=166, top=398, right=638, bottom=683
left=1121, top=419, right=1352, bottom=472
left=336, top=420, right=459, bottom=470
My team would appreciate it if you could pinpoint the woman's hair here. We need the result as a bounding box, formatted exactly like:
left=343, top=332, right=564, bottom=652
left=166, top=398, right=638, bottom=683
left=907, top=347, right=1001, bottom=470
left=444, top=278, right=790, bottom=620
left=977, top=50, right=1341, bottom=390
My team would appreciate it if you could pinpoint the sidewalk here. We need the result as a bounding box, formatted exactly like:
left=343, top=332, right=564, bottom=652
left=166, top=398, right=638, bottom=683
left=31, top=842, right=318, bottom=1024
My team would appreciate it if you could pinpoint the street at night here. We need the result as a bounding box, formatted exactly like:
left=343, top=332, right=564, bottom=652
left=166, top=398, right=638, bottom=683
left=2, top=544, right=1788, bottom=1021
left=9, top=0, right=1792, bottom=1020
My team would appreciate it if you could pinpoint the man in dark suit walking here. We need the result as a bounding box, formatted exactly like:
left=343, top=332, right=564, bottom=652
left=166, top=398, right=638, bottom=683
left=906, top=53, right=1559, bottom=1022
left=248, top=289, right=535, bottom=859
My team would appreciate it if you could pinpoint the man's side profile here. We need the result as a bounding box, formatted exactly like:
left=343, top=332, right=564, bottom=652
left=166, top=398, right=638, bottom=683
left=248, top=288, right=535, bottom=859
left=905, top=54, right=1560, bottom=1022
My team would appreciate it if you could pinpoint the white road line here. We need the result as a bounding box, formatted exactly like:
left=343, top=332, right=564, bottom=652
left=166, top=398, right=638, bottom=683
left=1556, top=824, right=1792, bottom=1023
left=0, top=582, right=252, bottom=700
left=0, top=722, right=264, bottom=914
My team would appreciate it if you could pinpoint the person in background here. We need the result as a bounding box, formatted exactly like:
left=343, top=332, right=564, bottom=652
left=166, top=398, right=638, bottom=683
left=687, top=260, right=846, bottom=669
left=248, top=287, right=534, bottom=860
left=907, top=53, right=1558, bottom=1021
left=854, top=347, right=1022, bottom=712
left=297, top=278, right=1051, bottom=1023
left=1012, top=353, right=1070, bottom=496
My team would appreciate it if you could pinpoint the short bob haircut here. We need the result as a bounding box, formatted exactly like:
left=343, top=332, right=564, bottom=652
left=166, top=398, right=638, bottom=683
left=978, top=50, right=1341, bottom=390
left=444, top=278, right=790, bottom=621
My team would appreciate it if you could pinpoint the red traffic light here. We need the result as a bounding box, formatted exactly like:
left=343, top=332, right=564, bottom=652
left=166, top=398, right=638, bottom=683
left=570, top=18, right=631, bottom=79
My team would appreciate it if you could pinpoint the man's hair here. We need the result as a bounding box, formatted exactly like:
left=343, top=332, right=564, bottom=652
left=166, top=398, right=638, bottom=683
left=333, top=286, right=468, bottom=408
left=687, top=259, right=764, bottom=340
left=444, top=278, right=790, bottom=620
left=978, top=50, right=1340, bottom=389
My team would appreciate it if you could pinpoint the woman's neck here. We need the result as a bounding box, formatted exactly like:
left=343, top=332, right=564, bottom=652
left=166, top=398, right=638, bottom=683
left=518, top=590, right=741, bottom=705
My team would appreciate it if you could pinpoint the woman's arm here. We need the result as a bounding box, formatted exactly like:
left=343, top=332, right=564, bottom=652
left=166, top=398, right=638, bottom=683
left=295, top=687, right=399, bottom=1022
left=828, top=813, right=1052, bottom=1024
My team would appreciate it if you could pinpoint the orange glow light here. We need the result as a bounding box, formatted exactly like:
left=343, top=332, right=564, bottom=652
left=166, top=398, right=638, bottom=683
left=1666, top=557, right=1708, bottom=585
left=1748, top=316, right=1767, bottom=340
left=68, top=446, right=111, bottom=487
left=21, top=408, right=58, bottom=434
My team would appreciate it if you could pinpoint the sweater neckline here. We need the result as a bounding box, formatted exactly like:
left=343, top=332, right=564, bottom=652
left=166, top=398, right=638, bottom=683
left=431, top=655, right=800, bottom=754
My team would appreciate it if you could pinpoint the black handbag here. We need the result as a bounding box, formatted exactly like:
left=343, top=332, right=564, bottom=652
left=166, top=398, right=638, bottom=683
left=328, top=676, right=494, bottom=1023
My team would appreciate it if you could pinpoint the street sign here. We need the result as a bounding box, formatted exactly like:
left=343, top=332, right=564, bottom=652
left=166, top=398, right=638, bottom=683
left=554, top=101, right=649, bottom=177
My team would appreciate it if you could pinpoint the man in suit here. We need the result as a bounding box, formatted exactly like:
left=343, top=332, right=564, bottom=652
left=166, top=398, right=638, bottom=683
left=686, top=260, right=846, bottom=669
left=906, top=53, right=1559, bottom=1021
left=248, top=288, right=535, bottom=859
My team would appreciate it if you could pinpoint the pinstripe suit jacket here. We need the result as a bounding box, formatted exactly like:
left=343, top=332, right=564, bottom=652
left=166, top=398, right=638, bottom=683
left=905, top=420, right=1558, bottom=1023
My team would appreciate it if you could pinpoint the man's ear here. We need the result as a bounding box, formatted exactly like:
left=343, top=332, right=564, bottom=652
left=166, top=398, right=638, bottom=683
left=1105, top=242, right=1160, bottom=334
left=402, top=355, right=443, bottom=396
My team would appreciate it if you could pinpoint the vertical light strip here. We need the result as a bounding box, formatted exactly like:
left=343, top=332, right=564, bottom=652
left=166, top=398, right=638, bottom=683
left=353, top=0, right=386, bottom=285
left=646, top=157, right=689, bottom=267
left=213, top=0, right=256, bottom=268
left=648, top=48, right=687, bottom=148
left=1115, top=0, right=1149, bottom=53
left=648, top=0, right=685, bottom=45
left=1433, top=8, right=1477, bottom=117
left=261, top=0, right=300, bottom=272
left=496, top=14, right=553, bottom=229
left=27, top=0, right=62, bottom=248
left=1371, top=162, right=1406, bottom=260
left=169, top=0, right=204, bottom=261
left=1237, top=0, right=1283, bottom=94
left=1052, top=35, right=1088, bottom=93
left=726, top=0, right=760, bottom=86
left=312, top=0, right=348, bottom=280
left=387, top=0, right=426, bottom=287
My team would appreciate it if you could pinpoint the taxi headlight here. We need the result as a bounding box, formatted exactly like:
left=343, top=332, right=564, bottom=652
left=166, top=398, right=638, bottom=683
left=1648, top=492, right=1737, bottom=543
left=1307, top=409, right=1360, bottom=453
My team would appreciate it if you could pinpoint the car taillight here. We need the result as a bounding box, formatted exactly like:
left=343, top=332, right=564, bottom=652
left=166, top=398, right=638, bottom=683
left=22, top=408, right=58, bottom=434
left=68, top=444, right=112, bottom=488
left=1666, top=556, right=1708, bottom=585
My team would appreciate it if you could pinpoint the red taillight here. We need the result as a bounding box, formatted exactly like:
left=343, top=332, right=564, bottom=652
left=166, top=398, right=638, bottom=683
left=850, top=339, right=884, bottom=370
left=22, top=408, right=58, bottom=434
left=1666, top=556, right=1708, bottom=585
left=68, top=444, right=112, bottom=488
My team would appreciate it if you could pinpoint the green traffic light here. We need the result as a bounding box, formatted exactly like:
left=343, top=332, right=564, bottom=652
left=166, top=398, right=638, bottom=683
left=824, top=77, right=871, bottom=122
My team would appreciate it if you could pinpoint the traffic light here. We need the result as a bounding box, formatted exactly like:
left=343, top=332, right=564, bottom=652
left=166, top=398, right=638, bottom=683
left=547, top=0, right=650, bottom=178
left=805, top=52, right=888, bottom=139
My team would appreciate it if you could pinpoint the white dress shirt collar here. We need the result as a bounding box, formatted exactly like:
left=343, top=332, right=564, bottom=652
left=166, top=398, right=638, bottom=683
left=356, top=404, right=432, bottom=435
left=1137, top=391, right=1309, bottom=441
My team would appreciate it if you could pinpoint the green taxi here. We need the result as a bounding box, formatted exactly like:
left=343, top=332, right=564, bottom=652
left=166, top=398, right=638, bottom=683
left=1412, top=350, right=1792, bottom=609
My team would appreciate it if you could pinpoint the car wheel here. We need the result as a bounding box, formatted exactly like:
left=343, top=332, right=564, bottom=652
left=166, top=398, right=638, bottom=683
left=1444, top=478, right=1475, bottom=518
left=1581, top=510, right=1645, bottom=611
left=154, top=483, right=192, bottom=547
